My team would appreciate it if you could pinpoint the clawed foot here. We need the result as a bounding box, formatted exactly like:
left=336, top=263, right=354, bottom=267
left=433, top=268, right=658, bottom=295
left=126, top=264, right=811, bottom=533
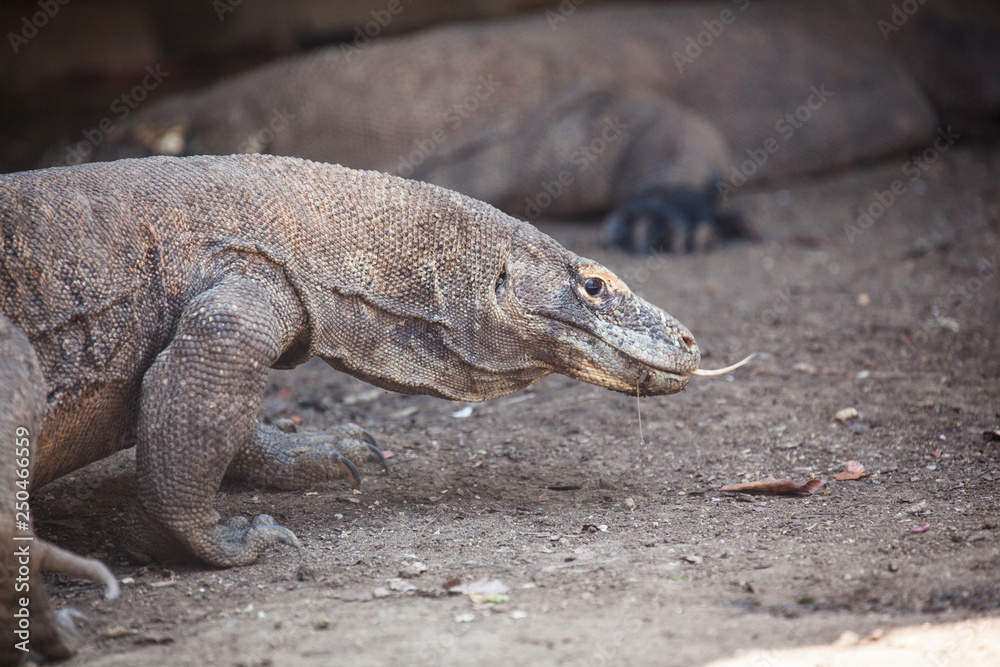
left=274, top=423, right=389, bottom=487
left=123, top=423, right=388, bottom=566
left=228, top=422, right=388, bottom=490
left=603, top=184, right=753, bottom=254
left=215, top=513, right=301, bottom=554
left=123, top=508, right=303, bottom=567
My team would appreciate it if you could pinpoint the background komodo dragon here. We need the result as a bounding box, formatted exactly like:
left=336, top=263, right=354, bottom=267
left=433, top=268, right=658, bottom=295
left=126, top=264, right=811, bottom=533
left=88, top=1, right=1000, bottom=253
left=1, top=154, right=700, bottom=660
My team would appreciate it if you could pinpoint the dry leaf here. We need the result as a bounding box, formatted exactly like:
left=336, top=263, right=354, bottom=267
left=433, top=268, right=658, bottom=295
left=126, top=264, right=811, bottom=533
left=101, top=626, right=132, bottom=638
left=720, top=476, right=826, bottom=495
left=834, top=460, right=870, bottom=481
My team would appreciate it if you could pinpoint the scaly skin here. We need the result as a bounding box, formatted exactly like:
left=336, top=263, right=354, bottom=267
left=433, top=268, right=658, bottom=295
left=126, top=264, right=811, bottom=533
left=1, top=317, right=118, bottom=665
left=1, top=154, right=698, bottom=577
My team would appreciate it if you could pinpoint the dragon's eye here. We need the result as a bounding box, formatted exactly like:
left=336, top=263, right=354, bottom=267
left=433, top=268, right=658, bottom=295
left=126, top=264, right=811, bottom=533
left=495, top=268, right=507, bottom=296
left=584, top=277, right=605, bottom=298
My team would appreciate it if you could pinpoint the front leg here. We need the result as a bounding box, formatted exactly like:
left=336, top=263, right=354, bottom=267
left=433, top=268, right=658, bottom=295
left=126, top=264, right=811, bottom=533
left=122, top=276, right=310, bottom=566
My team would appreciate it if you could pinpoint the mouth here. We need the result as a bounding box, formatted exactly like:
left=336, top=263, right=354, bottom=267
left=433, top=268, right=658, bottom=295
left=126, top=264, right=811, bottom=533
left=630, top=359, right=690, bottom=394
left=534, top=315, right=697, bottom=390
left=616, top=336, right=701, bottom=379
left=630, top=352, right=698, bottom=377
left=583, top=350, right=692, bottom=397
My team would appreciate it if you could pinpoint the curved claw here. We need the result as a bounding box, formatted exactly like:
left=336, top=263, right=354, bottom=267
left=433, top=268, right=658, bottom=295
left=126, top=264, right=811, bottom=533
left=362, top=441, right=390, bottom=473
left=282, top=530, right=303, bottom=552
left=250, top=514, right=302, bottom=552
left=338, top=454, right=362, bottom=489
left=282, top=530, right=303, bottom=553
left=55, top=606, right=91, bottom=637
left=336, top=426, right=387, bottom=472
left=235, top=423, right=386, bottom=491
left=314, top=427, right=387, bottom=474
left=354, top=427, right=378, bottom=447
left=323, top=423, right=377, bottom=444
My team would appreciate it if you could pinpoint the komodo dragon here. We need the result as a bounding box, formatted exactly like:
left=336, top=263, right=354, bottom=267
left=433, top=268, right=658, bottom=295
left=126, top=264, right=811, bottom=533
left=1, top=154, right=700, bottom=660
left=86, top=1, right=1000, bottom=252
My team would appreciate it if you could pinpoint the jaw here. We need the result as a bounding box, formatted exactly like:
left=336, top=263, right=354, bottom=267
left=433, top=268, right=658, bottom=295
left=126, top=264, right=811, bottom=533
left=532, top=319, right=696, bottom=396
left=562, top=345, right=692, bottom=396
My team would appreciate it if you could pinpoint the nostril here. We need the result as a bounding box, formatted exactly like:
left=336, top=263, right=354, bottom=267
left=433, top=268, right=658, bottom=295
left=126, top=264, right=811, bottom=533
left=681, top=331, right=696, bottom=349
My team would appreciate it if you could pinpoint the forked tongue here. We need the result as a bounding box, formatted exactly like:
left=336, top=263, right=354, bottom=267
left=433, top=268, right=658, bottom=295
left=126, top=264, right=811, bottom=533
left=690, top=352, right=756, bottom=377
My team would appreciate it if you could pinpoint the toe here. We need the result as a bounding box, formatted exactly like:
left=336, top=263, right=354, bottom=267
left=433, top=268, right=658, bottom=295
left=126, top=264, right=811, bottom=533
left=338, top=455, right=362, bottom=488
left=250, top=515, right=302, bottom=551
left=222, top=515, right=251, bottom=530
left=364, top=441, right=390, bottom=473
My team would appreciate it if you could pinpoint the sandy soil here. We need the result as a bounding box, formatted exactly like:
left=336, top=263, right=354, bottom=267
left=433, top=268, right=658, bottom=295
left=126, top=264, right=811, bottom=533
left=28, top=145, right=1000, bottom=666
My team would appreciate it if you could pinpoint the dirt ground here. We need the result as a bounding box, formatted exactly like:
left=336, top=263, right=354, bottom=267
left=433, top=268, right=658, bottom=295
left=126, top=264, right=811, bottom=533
left=26, top=144, right=1000, bottom=666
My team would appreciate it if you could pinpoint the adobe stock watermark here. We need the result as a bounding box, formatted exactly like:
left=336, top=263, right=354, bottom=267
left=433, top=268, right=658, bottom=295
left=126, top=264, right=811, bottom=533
left=235, top=107, right=296, bottom=154
left=877, top=0, right=929, bottom=41
left=7, top=0, right=70, bottom=54
left=581, top=618, right=646, bottom=667
left=417, top=629, right=459, bottom=663
left=545, top=0, right=587, bottom=30
left=522, top=116, right=628, bottom=219
left=63, top=65, right=169, bottom=164
left=740, top=283, right=797, bottom=348
left=339, top=0, right=413, bottom=61
left=394, top=75, right=499, bottom=178
left=212, top=0, right=243, bottom=21
left=10, top=426, right=34, bottom=654
left=672, top=0, right=751, bottom=72
left=717, top=84, right=834, bottom=201
left=909, top=254, right=996, bottom=352
left=843, top=126, right=960, bottom=243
